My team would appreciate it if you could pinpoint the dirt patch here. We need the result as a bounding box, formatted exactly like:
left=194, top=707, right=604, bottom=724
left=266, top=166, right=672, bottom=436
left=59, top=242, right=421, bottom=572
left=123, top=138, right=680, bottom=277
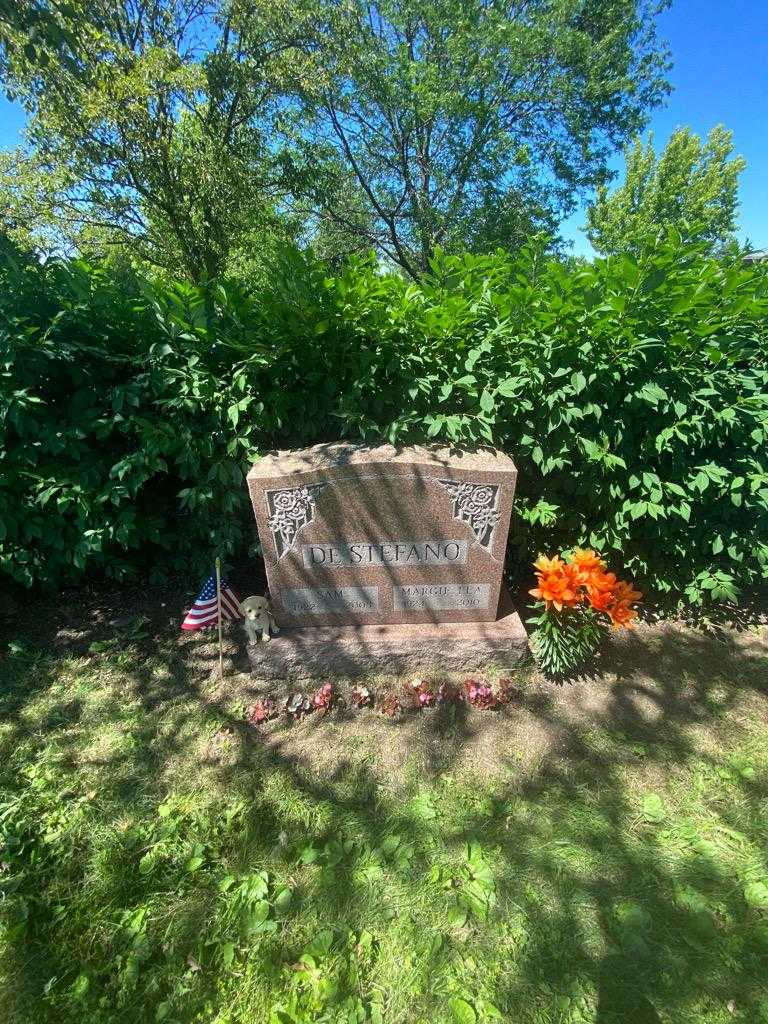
left=199, top=619, right=768, bottom=785
left=4, top=580, right=768, bottom=785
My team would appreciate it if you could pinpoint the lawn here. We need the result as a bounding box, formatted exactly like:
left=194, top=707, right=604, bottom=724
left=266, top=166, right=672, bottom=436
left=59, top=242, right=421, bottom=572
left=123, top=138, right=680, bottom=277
left=1, top=591, right=767, bottom=1024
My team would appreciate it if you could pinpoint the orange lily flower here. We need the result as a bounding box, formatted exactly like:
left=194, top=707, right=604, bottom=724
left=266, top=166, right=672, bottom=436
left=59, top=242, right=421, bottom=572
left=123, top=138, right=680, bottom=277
left=587, top=588, right=615, bottom=612
left=531, top=550, right=641, bottom=625
left=533, top=554, right=565, bottom=574
left=607, top=602, right=639, bottom=628
left=570, top=548, right=606, bottom=572
left=612, top=580, right=643, bottom=605
left=585, top=569, right=618, bottom=597
left=529, top=558, right=581, bottom=611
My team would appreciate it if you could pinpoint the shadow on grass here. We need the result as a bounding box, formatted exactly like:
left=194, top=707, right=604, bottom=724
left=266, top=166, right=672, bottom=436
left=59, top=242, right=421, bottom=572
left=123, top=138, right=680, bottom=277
left=0, top=591, right=767, bottom=1023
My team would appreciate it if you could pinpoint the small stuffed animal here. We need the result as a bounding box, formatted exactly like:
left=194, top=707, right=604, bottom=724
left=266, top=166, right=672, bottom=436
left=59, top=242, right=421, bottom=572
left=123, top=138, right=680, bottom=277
left=240, top=595, right=280, bottom=644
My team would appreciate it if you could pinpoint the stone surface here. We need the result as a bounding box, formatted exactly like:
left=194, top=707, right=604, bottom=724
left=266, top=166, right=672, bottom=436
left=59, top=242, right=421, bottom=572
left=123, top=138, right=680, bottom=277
left=247, top=443, right=517, bottom=627
left=246, top=587, right=529, bottom=680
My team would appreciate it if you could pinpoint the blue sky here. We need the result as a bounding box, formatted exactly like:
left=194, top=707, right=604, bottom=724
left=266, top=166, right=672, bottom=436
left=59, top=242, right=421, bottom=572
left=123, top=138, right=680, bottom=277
left=561, top=0, right=768, bottom=254
left=1, top=0, right=766, bottom=256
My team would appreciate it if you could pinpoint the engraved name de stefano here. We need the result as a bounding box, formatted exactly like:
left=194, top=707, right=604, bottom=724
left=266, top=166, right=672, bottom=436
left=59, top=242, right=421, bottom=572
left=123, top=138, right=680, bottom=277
left=302, top=539, right=468, bottom=568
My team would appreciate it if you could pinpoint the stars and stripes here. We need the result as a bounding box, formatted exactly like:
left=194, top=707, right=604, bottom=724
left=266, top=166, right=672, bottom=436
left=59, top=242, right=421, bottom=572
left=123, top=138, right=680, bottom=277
left=181, top=573, right=243, bottom=631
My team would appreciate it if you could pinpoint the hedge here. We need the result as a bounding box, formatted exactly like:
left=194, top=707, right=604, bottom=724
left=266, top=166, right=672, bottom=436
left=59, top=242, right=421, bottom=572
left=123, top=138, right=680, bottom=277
left=1, top=234, right=767, bottom=607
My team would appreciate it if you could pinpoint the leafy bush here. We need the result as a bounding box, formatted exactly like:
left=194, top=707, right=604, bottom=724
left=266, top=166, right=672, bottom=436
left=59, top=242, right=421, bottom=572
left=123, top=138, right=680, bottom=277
left=1, top=233, right=767, bottom=606
left=1, top=256, right=250, bottom=586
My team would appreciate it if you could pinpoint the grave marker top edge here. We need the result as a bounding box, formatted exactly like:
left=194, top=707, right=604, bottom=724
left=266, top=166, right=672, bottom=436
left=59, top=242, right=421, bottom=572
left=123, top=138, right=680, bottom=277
left=247, top=442, right=517, bottom=482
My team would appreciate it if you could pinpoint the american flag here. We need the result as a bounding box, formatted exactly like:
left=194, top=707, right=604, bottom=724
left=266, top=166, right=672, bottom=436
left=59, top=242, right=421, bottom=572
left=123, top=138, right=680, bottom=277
left=181, top=573, right=243, bottom=631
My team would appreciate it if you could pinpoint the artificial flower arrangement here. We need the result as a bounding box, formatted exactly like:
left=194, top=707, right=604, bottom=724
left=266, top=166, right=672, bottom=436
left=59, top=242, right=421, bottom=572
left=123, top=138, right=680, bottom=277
left=244, top=676, right=524, bottom=728
left=528, top=548, right=642, bottom=676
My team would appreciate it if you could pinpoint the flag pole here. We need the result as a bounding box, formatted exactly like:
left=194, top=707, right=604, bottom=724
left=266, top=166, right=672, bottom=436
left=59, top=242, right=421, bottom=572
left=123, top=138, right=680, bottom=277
left=215, top=557, right=224, bottom=680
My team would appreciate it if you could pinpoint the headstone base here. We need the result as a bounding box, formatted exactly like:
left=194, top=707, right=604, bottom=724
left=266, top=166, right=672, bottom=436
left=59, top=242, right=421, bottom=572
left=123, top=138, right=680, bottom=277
left=247, top=588, right=528, bottom=681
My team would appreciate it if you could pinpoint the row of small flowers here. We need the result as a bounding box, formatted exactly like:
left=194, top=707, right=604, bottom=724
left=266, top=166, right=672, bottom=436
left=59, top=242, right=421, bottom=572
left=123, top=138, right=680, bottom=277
left=245, top=676, right=523, bottom=725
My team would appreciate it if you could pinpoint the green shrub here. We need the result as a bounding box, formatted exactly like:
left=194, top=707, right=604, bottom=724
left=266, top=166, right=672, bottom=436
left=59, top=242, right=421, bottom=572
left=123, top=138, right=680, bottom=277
left=0, top=257, right=252, bottom=586
left=334, top=238, right=768, bottom=608
left=1, top=234, right=767, bottom=606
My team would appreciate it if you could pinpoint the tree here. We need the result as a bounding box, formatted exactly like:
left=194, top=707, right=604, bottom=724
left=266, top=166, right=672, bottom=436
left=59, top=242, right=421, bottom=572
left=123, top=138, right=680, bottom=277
left=0, top=0, right=305, bottom=283
left=2, top=0, right=671, bottom=279
left=290, top=0, right=671, bottom=277
left=586, top=125, right=746, bottom=255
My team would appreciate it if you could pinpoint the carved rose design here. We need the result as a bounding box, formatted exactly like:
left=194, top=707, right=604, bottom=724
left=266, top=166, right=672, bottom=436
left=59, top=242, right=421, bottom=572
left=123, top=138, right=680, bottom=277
left=471, top=486, right=494, bottom=506
left=438, top=480, right=500, bottom=550
left=273, top=491, right=298, bottom=512
left=266, top=484, right=326, bottom=558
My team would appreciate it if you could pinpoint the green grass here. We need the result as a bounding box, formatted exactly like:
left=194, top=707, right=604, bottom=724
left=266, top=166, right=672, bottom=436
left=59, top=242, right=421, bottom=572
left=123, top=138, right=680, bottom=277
left=1, top=624, right=768, bottom=1024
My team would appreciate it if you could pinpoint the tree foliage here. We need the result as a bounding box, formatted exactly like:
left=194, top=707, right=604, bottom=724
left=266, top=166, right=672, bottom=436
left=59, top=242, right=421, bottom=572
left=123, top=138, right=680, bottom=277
left=290, top=0, right=671, bottom=276
left=0, top=0, right=304, bottom=282
left=1, top=0, right=672, bottom=276
left=586, top=125, right=746, bottom=255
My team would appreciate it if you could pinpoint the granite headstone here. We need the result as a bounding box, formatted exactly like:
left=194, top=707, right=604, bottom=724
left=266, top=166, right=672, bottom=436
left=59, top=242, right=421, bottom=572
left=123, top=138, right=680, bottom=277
left=247, top=443, right=517, bottom=627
